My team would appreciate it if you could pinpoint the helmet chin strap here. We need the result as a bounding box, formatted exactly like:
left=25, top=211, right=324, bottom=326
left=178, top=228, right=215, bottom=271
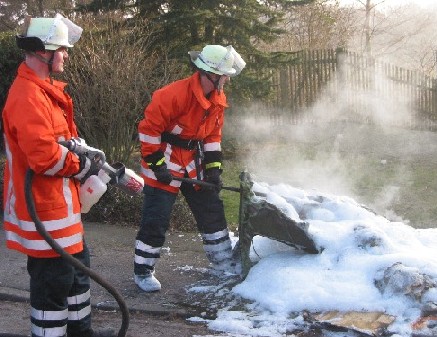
left=30, top=51, right=54, bottom=73
left=202, top=71, right=222, bottom=92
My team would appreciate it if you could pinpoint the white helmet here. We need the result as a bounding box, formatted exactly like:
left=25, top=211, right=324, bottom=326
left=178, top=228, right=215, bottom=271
left=189, top=45, right=246, bottom=77
left=16, top=13, right=83, bottom=51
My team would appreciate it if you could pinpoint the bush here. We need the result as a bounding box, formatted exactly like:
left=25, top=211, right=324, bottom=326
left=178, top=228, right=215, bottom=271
left=62, top=17, right=185, bottom=164
left=0, top=32, right=21, bottom=110
left=83, top=183, right=197, bottom=231
left=61, top=17, right=193, bottom=227
left=0, top=32, right=22, bottom=153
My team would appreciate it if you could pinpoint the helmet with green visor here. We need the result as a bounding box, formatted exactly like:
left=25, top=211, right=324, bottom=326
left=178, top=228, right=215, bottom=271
left=189, top=44, right=246, bottom=77
left=188, top=44, right=246, bottom=92
left=15, top=13, right=82, bottom=72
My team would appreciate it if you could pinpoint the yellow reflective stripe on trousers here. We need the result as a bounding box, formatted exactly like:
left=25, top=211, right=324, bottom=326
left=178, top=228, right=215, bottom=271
left=205, top=162, right=221, bottom=170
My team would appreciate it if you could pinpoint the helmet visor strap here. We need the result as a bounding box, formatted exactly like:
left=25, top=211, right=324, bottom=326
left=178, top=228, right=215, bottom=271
left=30, top=51, right=54, bottom=73
left=202, top=71, right=222, bottom=91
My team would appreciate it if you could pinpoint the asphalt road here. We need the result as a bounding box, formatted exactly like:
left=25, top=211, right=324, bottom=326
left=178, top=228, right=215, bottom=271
left=0, top=222, right=237, bottom=337
left=0, top=299, right=218, bottom=337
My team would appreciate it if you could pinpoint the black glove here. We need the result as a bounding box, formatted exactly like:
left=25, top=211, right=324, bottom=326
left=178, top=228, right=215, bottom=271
left=204, top=167, right=223, bottom=192
left=73, top=154, right=101, bottom=183
left=144, top=151, right=173, bottom=185
left=153, top=164, right=173, bottom=185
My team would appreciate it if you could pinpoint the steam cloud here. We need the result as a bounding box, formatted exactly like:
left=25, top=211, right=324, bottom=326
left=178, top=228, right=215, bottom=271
left=227, top=57, right=437, bottom=228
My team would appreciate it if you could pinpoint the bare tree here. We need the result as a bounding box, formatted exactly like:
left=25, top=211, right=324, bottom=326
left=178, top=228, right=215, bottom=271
left=356, top=0, right=386, bottom=54
left=0, top=0, right=77, bottom=32
left=0, top=1, right=26, bottom=31
left=257, top=0, right=357, bottom=52
left=345, top=2, right=436, bottom=73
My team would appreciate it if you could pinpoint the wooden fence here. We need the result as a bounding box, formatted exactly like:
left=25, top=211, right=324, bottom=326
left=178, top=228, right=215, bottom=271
left=265, top=48, right=437, bottom=130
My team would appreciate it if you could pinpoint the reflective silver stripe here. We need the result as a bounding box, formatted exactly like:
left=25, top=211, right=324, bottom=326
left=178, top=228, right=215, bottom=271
left=202, top=240, right=232, bottom=253
left=216, top=47, right=233, bottom=72
left=167, top=160, right=182, bottom=172
left=6, top=231, right=83, bottom=251
left=202, top=228, right=229, bottom=241
left=141, top=167, right=154, bottom=179
left=4, top=138, right=14, bottom=216
left=202, top=235, right=233, bottom=264
left=72, top=157, right=90, bottom=180
left=204, top=142, right=221, bottom=151
left=187, top=160, right=197, bottom=173
left=67, top=289, right=90, bottom=305
left=4, top=211, right=81, bottom=231
left=3, top=140, right=79, bottom=235
left=63, top=177, right=74, bottom=218
left=134, top=255, right=158, bottom=266
left=135, top=240, right=161, bottom=254
left=186, top=161, right=204, bottom=180
left=68, top=305, right=91, bottom=321
left=67, top=289, right=91, bottom=321
left=44, top=16, right=59, bottom=44
left=139, top=133, right=161, bottom=144
left=31, top=307, right=68, bottom=320
left=135, top=240, right=161, bottom=266
left=204, top=250, right=232, bottom=263
left=140, top=167, right=182, bottom=188
left=44, top=145, right=69, bottom=176
left=31, top=324, right=67, bottom=337
left=164, top=143, right=173, bottom=159
left=170, top=125, right=183, bottom=134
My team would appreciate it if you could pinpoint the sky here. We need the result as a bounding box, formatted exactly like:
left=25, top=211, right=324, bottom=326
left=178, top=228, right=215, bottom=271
left=185, top=181, right=437, bottom=337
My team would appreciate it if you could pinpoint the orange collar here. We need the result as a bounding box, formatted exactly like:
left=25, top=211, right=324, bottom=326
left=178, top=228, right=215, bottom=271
left=190, top=72, right=228, bottom=110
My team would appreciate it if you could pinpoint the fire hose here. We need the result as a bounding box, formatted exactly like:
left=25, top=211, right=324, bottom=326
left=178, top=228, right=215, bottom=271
left=21, top=138, right=139, bottom=337
left=25, top=169, right=129, bottom=337
left=19, top=143, right=241, bottom=337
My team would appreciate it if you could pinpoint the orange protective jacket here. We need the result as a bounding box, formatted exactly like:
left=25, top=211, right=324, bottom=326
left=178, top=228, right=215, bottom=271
left=2, top=62, right=84, bottom=258
left=138, top=72, right=228, bottom=193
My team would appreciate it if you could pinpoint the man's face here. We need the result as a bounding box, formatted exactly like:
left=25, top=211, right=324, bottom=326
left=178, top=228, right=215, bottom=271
left=201, top=72, right=230, bottom=94
left=51, top=47, right=69, bottom=73
left=217, top=74, right=230, bottom=92
left=38, top=47, right=68, bottom=73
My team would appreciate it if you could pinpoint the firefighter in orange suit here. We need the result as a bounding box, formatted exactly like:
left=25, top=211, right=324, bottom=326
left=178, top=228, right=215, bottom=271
left=135, top=45, right=246, bottom=292
left=2, top=14, right=109, bottom=337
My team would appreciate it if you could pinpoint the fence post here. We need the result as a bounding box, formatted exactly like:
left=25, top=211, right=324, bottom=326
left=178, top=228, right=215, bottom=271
left=265, top=48, right=437, bottom=129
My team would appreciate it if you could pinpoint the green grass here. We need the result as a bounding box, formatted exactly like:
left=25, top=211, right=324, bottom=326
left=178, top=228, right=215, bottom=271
left=221, top=160, right=243, bottom=230
left=221, top=133, right=437, bottom=230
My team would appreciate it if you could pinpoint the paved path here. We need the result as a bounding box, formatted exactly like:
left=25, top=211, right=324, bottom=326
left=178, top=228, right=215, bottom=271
left=0, top=222, right=239, bottom=336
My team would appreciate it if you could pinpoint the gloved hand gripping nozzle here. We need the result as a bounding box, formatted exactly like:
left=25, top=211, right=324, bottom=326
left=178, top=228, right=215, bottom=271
left=59, top=138, right=144, bottom=200
left=60, top=137, right=106, bottom=171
